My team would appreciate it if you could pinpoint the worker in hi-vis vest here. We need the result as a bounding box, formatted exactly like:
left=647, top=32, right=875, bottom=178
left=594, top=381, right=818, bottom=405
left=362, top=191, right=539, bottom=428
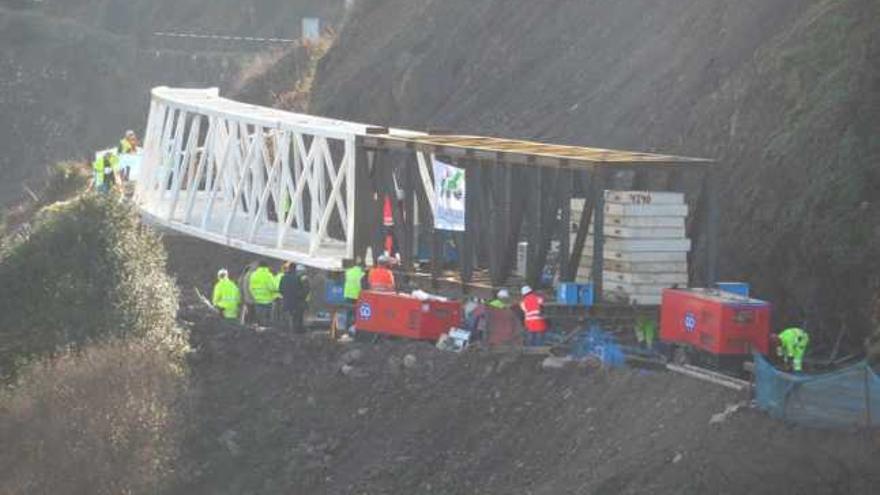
left=212, top=268, right=241, bottom=320
left=344, top=258, right=366, bottom=303
left=92, top=152, right=120, bottom=193
left=519, top=285, right=548, bottom=346
left=777, top=326, right=809, bottom=372
left=249, top=260, right=278, bottom=325
left=367, top=255, right=396, bottom=292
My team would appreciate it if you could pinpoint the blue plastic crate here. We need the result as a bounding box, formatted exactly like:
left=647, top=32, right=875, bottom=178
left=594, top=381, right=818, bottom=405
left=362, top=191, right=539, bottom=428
left=324, top=282, right=346, bottom=305
left=716, top=282, right=749, bottom=297
left=556, top=282, right=580, bottom=305
left=579, top=283, right=595, bottom=307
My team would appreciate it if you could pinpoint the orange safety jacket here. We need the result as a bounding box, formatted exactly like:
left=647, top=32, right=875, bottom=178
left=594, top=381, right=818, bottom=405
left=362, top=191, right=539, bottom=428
left=368, top=267, right=396, bottom=292
left=519, top=292, right=548, bottom=333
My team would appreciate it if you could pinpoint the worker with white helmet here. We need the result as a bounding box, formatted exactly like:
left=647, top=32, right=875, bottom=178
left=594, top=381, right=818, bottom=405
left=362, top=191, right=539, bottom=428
left=212, top=268, right=241, bottom=320
left=367, top=254, right=396, bottom=292
left=487, top=288, right=511, bottom=309
left=118, top=129, right=140, bottom=181
left=519, top=285, right=548, bottom=346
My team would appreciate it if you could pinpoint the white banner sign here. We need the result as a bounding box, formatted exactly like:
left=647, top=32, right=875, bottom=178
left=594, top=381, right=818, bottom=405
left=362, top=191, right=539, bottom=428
left=432, top=158, right=466, bottom=231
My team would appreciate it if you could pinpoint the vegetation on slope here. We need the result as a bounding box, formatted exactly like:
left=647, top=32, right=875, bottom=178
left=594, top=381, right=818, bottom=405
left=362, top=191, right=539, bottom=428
left=235, top=32, right=336, bottom=111
left=0, top=189, right=181, bottom=379
left=0, top=172, right=187, bottom=493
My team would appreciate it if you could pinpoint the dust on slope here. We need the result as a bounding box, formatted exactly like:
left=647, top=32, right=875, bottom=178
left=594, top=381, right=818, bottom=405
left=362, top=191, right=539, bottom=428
left=309, top=0, right=880, bottom=352
left=164, top=236, right=879, bottom=495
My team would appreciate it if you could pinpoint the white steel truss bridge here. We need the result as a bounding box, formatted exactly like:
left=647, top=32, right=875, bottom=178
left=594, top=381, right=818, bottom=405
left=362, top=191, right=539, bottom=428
left=135, top=87, right=424, bottom=270
left=136, top=86, right=715, bottom=297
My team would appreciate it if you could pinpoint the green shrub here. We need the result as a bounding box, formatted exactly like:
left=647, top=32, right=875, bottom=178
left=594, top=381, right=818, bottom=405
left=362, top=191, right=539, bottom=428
left=0, top=194, right=181, bottom=379
left=41, top=161, right=92, bottom=205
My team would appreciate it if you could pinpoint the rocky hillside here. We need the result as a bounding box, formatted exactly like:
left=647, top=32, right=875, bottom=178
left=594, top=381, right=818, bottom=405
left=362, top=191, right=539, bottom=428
left=309, top=0, right=880, bottom=352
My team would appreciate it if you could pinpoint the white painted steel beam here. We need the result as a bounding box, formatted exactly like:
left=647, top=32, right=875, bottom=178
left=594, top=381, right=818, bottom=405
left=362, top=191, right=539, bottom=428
left=135, top=87, right=428, bottom=270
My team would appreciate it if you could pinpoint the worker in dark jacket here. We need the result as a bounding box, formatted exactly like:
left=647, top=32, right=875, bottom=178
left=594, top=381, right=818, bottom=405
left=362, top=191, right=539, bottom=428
left=279, top=263, right=311, bottom=333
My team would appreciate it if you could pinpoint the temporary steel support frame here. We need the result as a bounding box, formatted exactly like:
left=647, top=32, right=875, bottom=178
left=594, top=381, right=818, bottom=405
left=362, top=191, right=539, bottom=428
left=362, top=135, right=717, bottom=301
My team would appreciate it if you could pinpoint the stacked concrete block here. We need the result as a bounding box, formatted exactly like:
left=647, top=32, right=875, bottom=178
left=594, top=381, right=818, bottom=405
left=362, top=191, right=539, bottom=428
left=572, top=191, right=690, bottom=305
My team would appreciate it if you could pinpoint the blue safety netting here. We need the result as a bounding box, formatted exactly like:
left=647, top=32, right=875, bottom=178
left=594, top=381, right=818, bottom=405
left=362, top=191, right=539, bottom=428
left=754, top=354, right=880, bottom=428
left=571, top=325, right=626, bottom=368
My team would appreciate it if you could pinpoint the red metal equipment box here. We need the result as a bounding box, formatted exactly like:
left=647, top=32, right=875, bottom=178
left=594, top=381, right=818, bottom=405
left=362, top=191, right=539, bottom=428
left=355, top=291, right=462, bottom=341
left=660, top=288, right=771, bottom=356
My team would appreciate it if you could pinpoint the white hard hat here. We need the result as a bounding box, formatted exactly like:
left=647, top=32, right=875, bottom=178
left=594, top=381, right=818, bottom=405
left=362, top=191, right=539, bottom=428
left=497, top=289, right=510, bottom=299
left=521, top=285, right=533, bottom=296
left=217, top=268, right=228, bottom=279
left=125, top=129, right=136, bottom=137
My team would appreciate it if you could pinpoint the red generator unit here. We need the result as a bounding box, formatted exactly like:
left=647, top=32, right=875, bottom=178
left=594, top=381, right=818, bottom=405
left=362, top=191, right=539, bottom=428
left=660, top=288, right=771, bottom=369
left=355, top=291, right=462, bottom=341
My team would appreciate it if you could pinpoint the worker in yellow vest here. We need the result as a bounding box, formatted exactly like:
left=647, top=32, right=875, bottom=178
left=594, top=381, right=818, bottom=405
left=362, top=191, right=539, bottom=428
left=344, top=258, right=366, bottom=303
left=118, top=130, right=140, bottom=181
left=212, top=268, right=241, bottom=320
left=249, top=260, right=278, bottom=326
left=777, top=326, right=809, bottom=372
left=92, top=152, right=120, bottom=194
left=119, top=129, right=140, bottom=154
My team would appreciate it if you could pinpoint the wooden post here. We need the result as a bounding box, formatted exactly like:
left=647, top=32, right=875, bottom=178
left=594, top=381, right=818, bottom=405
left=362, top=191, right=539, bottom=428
left=591, top=168, right=606, bottom=302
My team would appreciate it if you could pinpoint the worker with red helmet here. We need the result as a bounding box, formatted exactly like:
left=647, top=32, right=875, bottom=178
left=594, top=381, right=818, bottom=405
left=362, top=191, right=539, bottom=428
left=519, top=285, right=548, bottom=346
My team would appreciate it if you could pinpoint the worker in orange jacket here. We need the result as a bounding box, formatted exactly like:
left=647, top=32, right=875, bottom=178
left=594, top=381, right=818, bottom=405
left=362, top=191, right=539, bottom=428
left=368, top=255, right=396, bottom=292
left=519, top=285, right=548, bottom=346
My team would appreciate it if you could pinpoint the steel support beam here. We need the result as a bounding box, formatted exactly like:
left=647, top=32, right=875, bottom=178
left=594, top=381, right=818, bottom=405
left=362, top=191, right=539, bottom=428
left=590, top=168, right=607, bottom=302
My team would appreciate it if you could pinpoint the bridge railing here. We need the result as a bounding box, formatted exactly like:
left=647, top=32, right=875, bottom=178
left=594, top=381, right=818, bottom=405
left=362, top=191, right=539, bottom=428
left=135, top=87, right=358, bottom=270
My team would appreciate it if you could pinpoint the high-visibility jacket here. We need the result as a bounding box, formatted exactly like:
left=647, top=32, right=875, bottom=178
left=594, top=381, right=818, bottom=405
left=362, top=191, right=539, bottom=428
left=779, top=327, right=809, bottom=358
left=119, top=138, right=135, bottom=154
left=212, top=278, right=241, bottom=319
left=249, top=267, right=278, bottom=305
left=519, top=292, right=548, bottom=333
left=487, top=299, right=508, bottom=309
left=368, top=267, right=395, bottom=292
left=93, top=154, right=119, bottom=187
left=344, top=265, right=365, bottom=300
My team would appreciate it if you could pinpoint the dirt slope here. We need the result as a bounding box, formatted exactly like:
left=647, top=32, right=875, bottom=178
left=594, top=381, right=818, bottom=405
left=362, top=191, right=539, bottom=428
left=164, top=235, right=879, bottom=495
left=309, top=0, right=880, bottom=351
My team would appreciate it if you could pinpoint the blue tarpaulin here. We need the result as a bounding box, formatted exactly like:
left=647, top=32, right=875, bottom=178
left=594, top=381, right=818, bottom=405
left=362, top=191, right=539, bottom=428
left=754, top=354, right=880, bottom=428
left=571, top=325, right=626, bottom=368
